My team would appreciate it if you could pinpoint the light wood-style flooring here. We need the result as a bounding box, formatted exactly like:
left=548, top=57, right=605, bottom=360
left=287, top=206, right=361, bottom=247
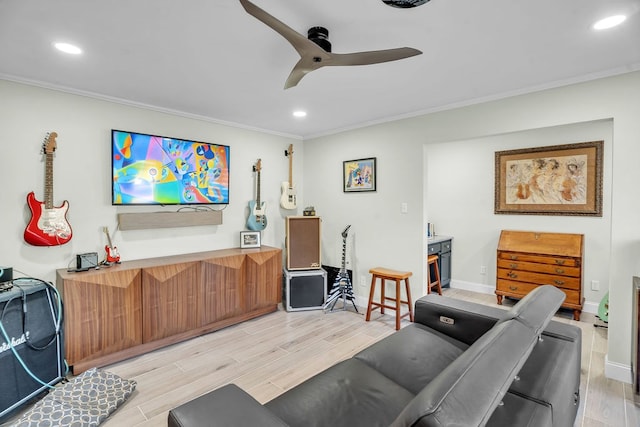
left=2, top=288, right=638, bottom=426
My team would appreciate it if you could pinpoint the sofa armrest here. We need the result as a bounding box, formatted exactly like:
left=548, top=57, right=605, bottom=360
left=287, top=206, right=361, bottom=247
left=414, top=294, right=507, bottom=345
left=168, top=384, right=289, bottom=427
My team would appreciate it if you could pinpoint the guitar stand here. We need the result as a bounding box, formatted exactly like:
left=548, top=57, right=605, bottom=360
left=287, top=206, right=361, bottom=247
left=594, top=318, right=608, bottom=329
left=323, top=278, right=358, bottom=313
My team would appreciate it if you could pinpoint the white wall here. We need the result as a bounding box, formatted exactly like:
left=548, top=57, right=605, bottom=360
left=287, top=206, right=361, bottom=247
left=0, top=80, right=301, bottom=284
left=306, top=71, right=640, bottom=381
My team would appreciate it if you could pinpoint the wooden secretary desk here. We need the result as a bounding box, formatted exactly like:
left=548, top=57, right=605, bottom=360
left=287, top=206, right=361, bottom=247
left=496, top=230, right=584, bottom=320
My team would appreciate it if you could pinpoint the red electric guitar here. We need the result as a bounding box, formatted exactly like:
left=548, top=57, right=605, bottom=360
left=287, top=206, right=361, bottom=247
left=103, top=226, right=120, bottom=264
left=24, top=132, right=73, bottom=246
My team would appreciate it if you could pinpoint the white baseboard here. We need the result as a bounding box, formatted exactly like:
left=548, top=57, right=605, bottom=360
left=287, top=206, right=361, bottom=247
left=605, top=354, right=633, bottom=384
left=449, top=280, right=495, bottom=295
left=582, top=301, right=598, bottom=315
left=449, top=280, right=598, bottom=314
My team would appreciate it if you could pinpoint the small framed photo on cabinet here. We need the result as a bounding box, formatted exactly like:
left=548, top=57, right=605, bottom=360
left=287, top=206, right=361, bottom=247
left=240, top=231, right=261, bottom=248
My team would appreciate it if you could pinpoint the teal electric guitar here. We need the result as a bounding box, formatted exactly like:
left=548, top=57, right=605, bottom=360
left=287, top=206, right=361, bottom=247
left=597, top=291, right=609, bottom=323
left=247, top=159, right=267, bottom=231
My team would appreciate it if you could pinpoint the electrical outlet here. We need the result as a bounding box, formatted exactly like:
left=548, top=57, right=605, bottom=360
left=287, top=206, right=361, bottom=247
left=480, top=266, right=487, bottom=274
left=359, top=277, right=367, bottom=287
left=591, top=280, right=600, bottom=291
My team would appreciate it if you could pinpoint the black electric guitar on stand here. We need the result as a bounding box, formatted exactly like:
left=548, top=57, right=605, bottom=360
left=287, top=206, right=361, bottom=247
left=324, top=225, right=358, bottom=312
left=247, top=159, right=267, bottom=231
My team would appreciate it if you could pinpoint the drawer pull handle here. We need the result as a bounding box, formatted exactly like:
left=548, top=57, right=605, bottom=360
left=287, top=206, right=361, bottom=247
left=555, top=268, right=565, bottom=274
left=509, top=286, right=518, bottom=291
left=555, top=260, right=566, bottom=265
left=554, top=280, right=565, bottom=285
left=510, top=255, right=518, bottom=260
left=508, top=272, right=518, bottom=279
left=510, top=263, right=518, bottom=269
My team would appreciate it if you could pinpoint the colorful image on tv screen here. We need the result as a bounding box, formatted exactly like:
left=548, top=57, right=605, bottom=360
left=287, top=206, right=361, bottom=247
left=112, top=130, right=230, bottom=205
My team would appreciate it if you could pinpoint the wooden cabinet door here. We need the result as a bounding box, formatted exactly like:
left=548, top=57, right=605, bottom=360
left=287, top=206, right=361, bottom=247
left=59, top=269, right=142, bottom=367
left=201, top=254, right=245, bottom=324
left=245, top=250, right=282, bottom=311
left=142, top=262, right=200, bottom=342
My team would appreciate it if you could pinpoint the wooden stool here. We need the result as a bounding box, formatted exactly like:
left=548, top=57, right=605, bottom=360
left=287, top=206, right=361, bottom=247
left=427, top=254, right=442, bottom=295
left=366, top=267, right=413, bottom=330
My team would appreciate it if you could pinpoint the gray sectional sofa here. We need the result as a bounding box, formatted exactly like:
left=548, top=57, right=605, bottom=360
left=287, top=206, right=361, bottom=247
left=168, top=285, right=581, bottom=427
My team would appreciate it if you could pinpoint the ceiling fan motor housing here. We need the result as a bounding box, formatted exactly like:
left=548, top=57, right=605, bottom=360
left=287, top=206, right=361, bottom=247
left=308, top=26, right=332, bottom=52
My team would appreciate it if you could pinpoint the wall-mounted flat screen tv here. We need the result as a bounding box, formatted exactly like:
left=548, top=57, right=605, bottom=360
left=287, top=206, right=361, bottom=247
left=112, top=130, right=230, bottom=205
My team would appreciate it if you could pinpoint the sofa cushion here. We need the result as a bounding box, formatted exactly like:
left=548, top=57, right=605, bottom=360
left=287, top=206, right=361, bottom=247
left=508, top=325, right=581, bottom=427
left=266, top=358, right=414, bottom=427
left=414, top=294, right=506, bottom=346
left=497, top=285, right=565, bottom=334
left=390, top=285, right=565, bottom=427
left=168, top=384, right=289, bottom=427
left=487, top=391, right=553, bottom=427
left=390, top=319, right=537, bottom=426
left=354, top=323, right=466, bottom=394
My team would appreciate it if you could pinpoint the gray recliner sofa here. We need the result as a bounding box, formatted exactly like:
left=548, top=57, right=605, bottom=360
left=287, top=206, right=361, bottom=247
left=168, top=285, right=581, bottom=427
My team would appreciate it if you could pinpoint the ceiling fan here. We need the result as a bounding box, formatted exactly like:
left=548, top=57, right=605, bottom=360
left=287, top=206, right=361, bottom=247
left=239, top=0, right=423, bottom=89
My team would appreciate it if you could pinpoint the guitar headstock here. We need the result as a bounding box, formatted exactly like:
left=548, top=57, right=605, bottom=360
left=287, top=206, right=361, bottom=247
left=42, top=132, right=58, bottom=155
left=285, top=144, right=293, bottom=157
left=253, top=159, right=262, bottom=172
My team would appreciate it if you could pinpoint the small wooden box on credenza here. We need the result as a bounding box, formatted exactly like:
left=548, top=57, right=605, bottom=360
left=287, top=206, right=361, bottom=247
left=285, top=216, right=321, bottom=270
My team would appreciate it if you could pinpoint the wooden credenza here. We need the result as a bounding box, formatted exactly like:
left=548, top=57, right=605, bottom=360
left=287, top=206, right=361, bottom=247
left=56, top=246, right=282, bottom=373
left=496, top=230, right=584, bottom=320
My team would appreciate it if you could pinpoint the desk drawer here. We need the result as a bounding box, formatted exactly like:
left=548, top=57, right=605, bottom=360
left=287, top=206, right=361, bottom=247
left=497, top=268, right=580, bottom=290
left=498, top=251, right=579, bottom=267
left=428, top=243, right=441, bottom=254
left=497, top=259, right=580, bottom=277
left=497, top=280, right=581, bottom=305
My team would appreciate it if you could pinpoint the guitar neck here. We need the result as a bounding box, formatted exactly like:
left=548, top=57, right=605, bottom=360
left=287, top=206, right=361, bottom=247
left=44, top=153, right=54, bottom=209
left=256, top=170, right=261, bottom=204
left=104, top=228, right=114, bottom=249
left=287, top=144, right=293, bottom=189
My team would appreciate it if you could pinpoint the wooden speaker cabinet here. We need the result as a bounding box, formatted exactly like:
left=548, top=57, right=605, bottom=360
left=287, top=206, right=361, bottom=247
left=286, top=216, right=321, bottom=270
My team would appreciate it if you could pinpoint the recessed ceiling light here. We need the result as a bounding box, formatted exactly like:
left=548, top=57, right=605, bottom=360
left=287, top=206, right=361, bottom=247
left=293, top=111, right=307, bottom=118
left=593, top=15, right=627, bottom=30
left=54, top=42, right=82, bottom=55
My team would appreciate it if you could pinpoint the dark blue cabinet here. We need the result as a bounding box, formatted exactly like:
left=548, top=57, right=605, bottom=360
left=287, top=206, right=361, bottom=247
left=428, top=236, right=452, bottom=288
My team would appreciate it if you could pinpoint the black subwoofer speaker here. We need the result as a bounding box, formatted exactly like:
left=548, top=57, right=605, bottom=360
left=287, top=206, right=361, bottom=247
left=286, top=216, right=321, bottom=270
left=283, top=268, right=327, bottom=311
left=0, top=280, right=64, bottom=420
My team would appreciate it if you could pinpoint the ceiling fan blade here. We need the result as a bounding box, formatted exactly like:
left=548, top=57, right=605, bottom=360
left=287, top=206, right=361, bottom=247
left=285, top=61, right=313, bottom=89
left=328, top=47, right=422, bottom=67
left=239, top=0, right=324, bottom=57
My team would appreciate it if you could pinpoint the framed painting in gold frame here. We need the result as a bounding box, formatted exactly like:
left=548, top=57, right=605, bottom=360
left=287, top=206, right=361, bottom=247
left=495, top=141, right=603, bottom=216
